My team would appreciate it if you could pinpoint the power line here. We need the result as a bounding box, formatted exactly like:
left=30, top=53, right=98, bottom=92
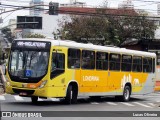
left=0, top=3, right=159, bottom=14
left=0, top=4, right=26, bottom=8
left=0, top=3, right=160, bottom=20
left=0, top=0, right=30, bottom=3
left=133, top=0, right=159, bottom=2
left=0, top=4, right=50, bottom=15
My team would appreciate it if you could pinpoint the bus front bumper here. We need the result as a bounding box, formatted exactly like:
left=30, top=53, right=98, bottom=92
left=5, top=85, right=66, bottom=98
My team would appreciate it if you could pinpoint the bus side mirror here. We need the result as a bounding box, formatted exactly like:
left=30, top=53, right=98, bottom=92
left=2, top=53, right=8, bottom=61
left=2, top=53, right=5, bottom=60
left=4, top=65, right=7, bottom=75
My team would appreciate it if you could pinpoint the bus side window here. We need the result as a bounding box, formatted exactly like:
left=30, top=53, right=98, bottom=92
left=68, top=48, right=80, bottom=69
left=143, top=57, right=152, bottom=73
left=132, top=56, right=142, bottom=72
left=121, top=55, right=132, bottom=72
left=96, top=52, right=108, bottom=70
left=152, top=58, right=155, bottom=73
left=109, top=54, right=120, bottom=71
left=82, top=50, right=95, bottom=69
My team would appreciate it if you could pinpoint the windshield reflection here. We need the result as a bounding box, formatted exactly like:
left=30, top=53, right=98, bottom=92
left=9, top=50, right=49, bottom=78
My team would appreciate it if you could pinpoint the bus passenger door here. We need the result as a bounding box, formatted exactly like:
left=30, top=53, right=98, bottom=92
left=67, top=48, right=81, bottom=89
left=107, top=54, right=121, bottom=94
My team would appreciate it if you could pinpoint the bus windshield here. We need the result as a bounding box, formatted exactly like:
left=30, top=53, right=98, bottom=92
left=9, top=50, right=50, bottom=78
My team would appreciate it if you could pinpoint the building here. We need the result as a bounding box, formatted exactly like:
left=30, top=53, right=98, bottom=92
left=158, top=4, right=160, bottom=15
left=118, top=0, right=134, bottom=9
left=30, top=0, right=44, bottom=16
left=61, top=1, right=86, bottom=8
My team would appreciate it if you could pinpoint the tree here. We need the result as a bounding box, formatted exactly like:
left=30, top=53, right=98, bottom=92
left=55, top=15, right=117, bottom=45
left=56, top=13, right=157, bottom=46
left=0, top=42, right=4, bottom=65
left=24, top=33, right=46, bottom=38
left=101, top=0, right=108, bottom=8
left=1, top=28, right=15, bottom=43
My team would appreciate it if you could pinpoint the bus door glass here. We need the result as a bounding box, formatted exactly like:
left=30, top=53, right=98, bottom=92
left=50, top=51, right=65, bottom=79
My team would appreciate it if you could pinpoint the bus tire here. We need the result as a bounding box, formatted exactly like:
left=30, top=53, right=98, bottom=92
left=65, top=85, right=78, bottom=104
left=115, top=86, right=131, bottom=102
left=31, top=96, right=38, bottom=104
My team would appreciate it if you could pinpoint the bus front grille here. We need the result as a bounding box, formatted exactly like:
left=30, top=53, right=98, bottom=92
left=12, top=88, right=35, bottom=95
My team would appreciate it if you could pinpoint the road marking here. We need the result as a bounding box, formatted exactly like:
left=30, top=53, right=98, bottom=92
left=0, top=95, right=5, bottom=100
left=38, top=98, right=43, bottom=101
left=133, top=102, right=153, bottom=108
left=147, top=103, right=156, bottom=106
left=91, top=102, right=99, bottom=104
left=106, top=102, right=117, bottom=105
left=120, top=102, right=135, bottom=106
left=14, top=96, right=24, bottom=101
left=50, top=98, right=60, bottom=101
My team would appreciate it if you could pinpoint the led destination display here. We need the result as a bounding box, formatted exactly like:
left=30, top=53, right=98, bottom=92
left=11, top=41, right=51, bottom=50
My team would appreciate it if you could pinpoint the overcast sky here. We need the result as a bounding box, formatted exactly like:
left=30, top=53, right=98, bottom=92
left=0, top=0, right=160, bottom=27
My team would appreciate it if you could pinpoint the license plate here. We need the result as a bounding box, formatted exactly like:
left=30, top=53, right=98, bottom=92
left=19, top=92, right=27, bottom=96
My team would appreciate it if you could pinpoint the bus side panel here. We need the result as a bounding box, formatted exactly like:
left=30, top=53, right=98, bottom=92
left=131, top=73, right=150, bottom=95
left=79, top=70, right=108, bottom=93
left=108, top=71, right=123, bottom=94
left=131, top=73, right=155, bottom=95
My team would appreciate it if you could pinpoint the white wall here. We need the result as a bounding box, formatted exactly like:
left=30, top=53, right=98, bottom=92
left=155, top=27, right=160, bottom=39
left=23, top=14, right=70, bottom=38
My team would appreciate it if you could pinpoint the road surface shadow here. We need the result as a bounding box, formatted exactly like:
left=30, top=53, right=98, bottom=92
left=5, top=96, right=147, bottom=106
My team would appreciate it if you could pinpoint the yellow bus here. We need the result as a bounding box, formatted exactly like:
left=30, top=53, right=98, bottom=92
left=5, top=38, right=156, bottom=104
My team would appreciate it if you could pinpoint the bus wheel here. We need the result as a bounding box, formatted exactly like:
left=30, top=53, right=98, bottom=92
left=31, top=96, right=38, bottom=104
left=115, top=86, right=131, bottom=102
left=65, top=85, right=78, bottom=104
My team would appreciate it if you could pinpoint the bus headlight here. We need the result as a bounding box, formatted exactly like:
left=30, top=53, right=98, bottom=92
left=38, top=80, right=47, bottom=88
left=6, top=82, right=10, bottom=86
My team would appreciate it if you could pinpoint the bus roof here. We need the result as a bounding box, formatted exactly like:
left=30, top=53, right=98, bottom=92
left=14, top=38, right=156, bottom=58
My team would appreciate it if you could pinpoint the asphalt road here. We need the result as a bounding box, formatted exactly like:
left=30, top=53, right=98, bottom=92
left=0, top=92, right=160, bottom=120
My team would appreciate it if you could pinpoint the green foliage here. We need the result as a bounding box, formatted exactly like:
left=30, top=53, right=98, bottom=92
left=1, top=28, right=10, bottom=34
left=0, top=42, right=4, bottom=65
left=24, top=33, right=46, bottom=38
left=1, top=28, right=14, bottom=43
left=56, top=14, right=157, bottom=46
left=0, top=42, right=2, bottom=59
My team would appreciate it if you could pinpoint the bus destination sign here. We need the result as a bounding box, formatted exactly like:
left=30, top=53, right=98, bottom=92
left=17, top=41, right=46, bottom=48
left=12, top=41, right=51, bottom=49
